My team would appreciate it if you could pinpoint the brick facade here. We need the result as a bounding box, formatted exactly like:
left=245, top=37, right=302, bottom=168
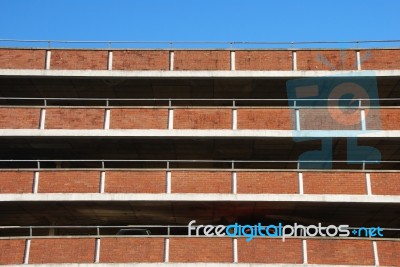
left=110, top=108, right=168, bottom=129
left=171, top=171, right=231, bottom=193
left=38, top=171, right=100, bottom=193
left=29, top=238, right=95, bottom=264
left=174, top=109, right=232, bottom=129
left=105, top=171, right=165, bottom=193
left=303, top=172, right=366, bottom=195
left=0, top=171, right=34, bottom=193
left=45, top=108, right=104, bottom=129
left=237, top=171, right=298, bottom=194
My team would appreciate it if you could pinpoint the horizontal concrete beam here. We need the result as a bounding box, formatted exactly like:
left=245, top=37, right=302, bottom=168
left=0, top=69, right=399, bottom=78
left=0, top=129, right=399, bottom=138
left=1, top=193, right=399, bottom=203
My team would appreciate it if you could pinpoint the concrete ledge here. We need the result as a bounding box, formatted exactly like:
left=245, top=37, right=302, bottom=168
left=0, top=69, right=399, bottom=78
left=0, top=129, right=399, bottom=138
left=0, top=193, right=399, bottom=203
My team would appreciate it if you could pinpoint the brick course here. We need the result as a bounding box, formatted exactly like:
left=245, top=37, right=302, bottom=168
left=29, top=238, right=95, bottom=264
left=174, top=51, right=230, bottom=70
left=367, top=109, right=400, bottom=130
left=38, top=171, right=100, bottom=193
left=100, top=238, right=164, bottom=263
left=0, top=108, right=40, bottom=129
left=105, top=171, right=165, bottom=193
left=377, top=240, right=400, bottom=266
left=51, top=50, right=108, bottom=70
left=370, top=172, right=400, bottom=195
left=174, top=109, right=232, bottom=129
left=237, top=172, right=298, bottom=194
left=238, top=238, right=302, bottom=263
left=0, top=49, right=46, bottom=69
left=113, top=50, right=169, bottom=70
left=300, top=108, right=361, bottom=130
left=361, top=49, right=400, bottom=70
left=237, top=109, right=292, bottom=129
left=307, top=239, right=374, bottom=265
left=236, top=51, right=292, bottom=70
left=0, top=171, right=34, bottom=193
left=172, top=171, right=231, bottom=193
left=45, top=108, right=104, bottom=129
left=0, top=239, right=25, bottom=264
left=303, top=172, right=366, bottom=195
left=110, top=109, right=168, bottom=129
left=297, top=50, right=357, bottom=70
left=169, top=238, right=232, bottom=262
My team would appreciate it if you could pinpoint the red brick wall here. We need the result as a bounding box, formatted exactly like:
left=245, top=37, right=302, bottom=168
left=370, top=173, right=400, bottom=195
left=174, top=109, right=232, bottom=129
left=100, top=238, right=164, bottom=263
left=307, top=239, right=374, bottom=265
left=235, top=51, right=292, bottom=70
left=377, top=240, right=400, bottom=266
left=367, top=109, right=400, bottom=130
left=237, top=109, right=292, bottom=129
left=238, top=238, right=302, bottom=263
left=300, top=108, right=361, bottom=130
left=303, top=172, right=366, bottom=194
left=169, top=238, right=232, bottom=262
left=171, top=171, right=231, bottom=193
left=29, top=238, right=95, bottom=264
left=361, top=49, right=400, bottom=70
left=113, top=51, right=169, bottom=70
left=51, top=50, right=108, bottom=70
left=0, top=171, right=33, bottom=193
left=38, top=171, right=100, bottom=193
left=0, top=108, right=40, bottom=129
left=110, top=109, right=168, bottom=129
left=237, top=172, right=298, bottom=194
left=0, top=239, right=25, bottom=264
left=105, top=171, right=165, bottom=193
left=174, top=51, right=230, bottom=70
left=297, top=50, right=357, bottom=70
left=0, top=49, right=46, bottom=69
left=45, top=108, right=104, bottom=129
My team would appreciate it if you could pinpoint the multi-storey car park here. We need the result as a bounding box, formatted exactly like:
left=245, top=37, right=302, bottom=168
left=0, top=40, right=399, bottom=266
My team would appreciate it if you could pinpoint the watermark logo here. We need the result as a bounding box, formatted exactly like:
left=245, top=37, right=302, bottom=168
left=286, top=51, right=381, bottom=169
left=188, top=220, right=384, bottom=242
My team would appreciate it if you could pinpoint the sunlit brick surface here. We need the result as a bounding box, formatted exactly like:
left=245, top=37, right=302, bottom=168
left=0, top=171, right=33, bottom=193
left=235, top=51, right=292, bottom=70
left=174, top=51, right=230, bottom=70
left=29, top=238, right=95, bottom=264
left=237, top=172, right=298, bottom=194
left=46, top=108, right=104, bottom=129
left=303, top=172, right=366, bottom=195
left=0, top=239, right=25, bottom=265
left=238, top=239, right=302, bottom=263
left=307, top=239, right=374, bottom=265
left=169, top=238, right=232, bottom=262
left=237, top=109, right=292, bottom=129
left=38, top=171, right=100, bottom=193
left=171, top=171, right=231, bottom=193
left=110, top=109, right=168, bottom=129
left=0, top=49, right=46, bottom=69
left=174, top=109, right=232, bottom=129
left=51, top=50, right=108, bottom=70
left=105, top=171, right=166, bottom=193
left=0, top=108, right=40, bottom=129
left=100, top=238, right=164, bottom=263
left=297, top=50, right=357, bottom=70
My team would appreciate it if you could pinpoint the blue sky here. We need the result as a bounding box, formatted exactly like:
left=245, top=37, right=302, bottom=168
left=0, top=0, right=399, bottom=48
